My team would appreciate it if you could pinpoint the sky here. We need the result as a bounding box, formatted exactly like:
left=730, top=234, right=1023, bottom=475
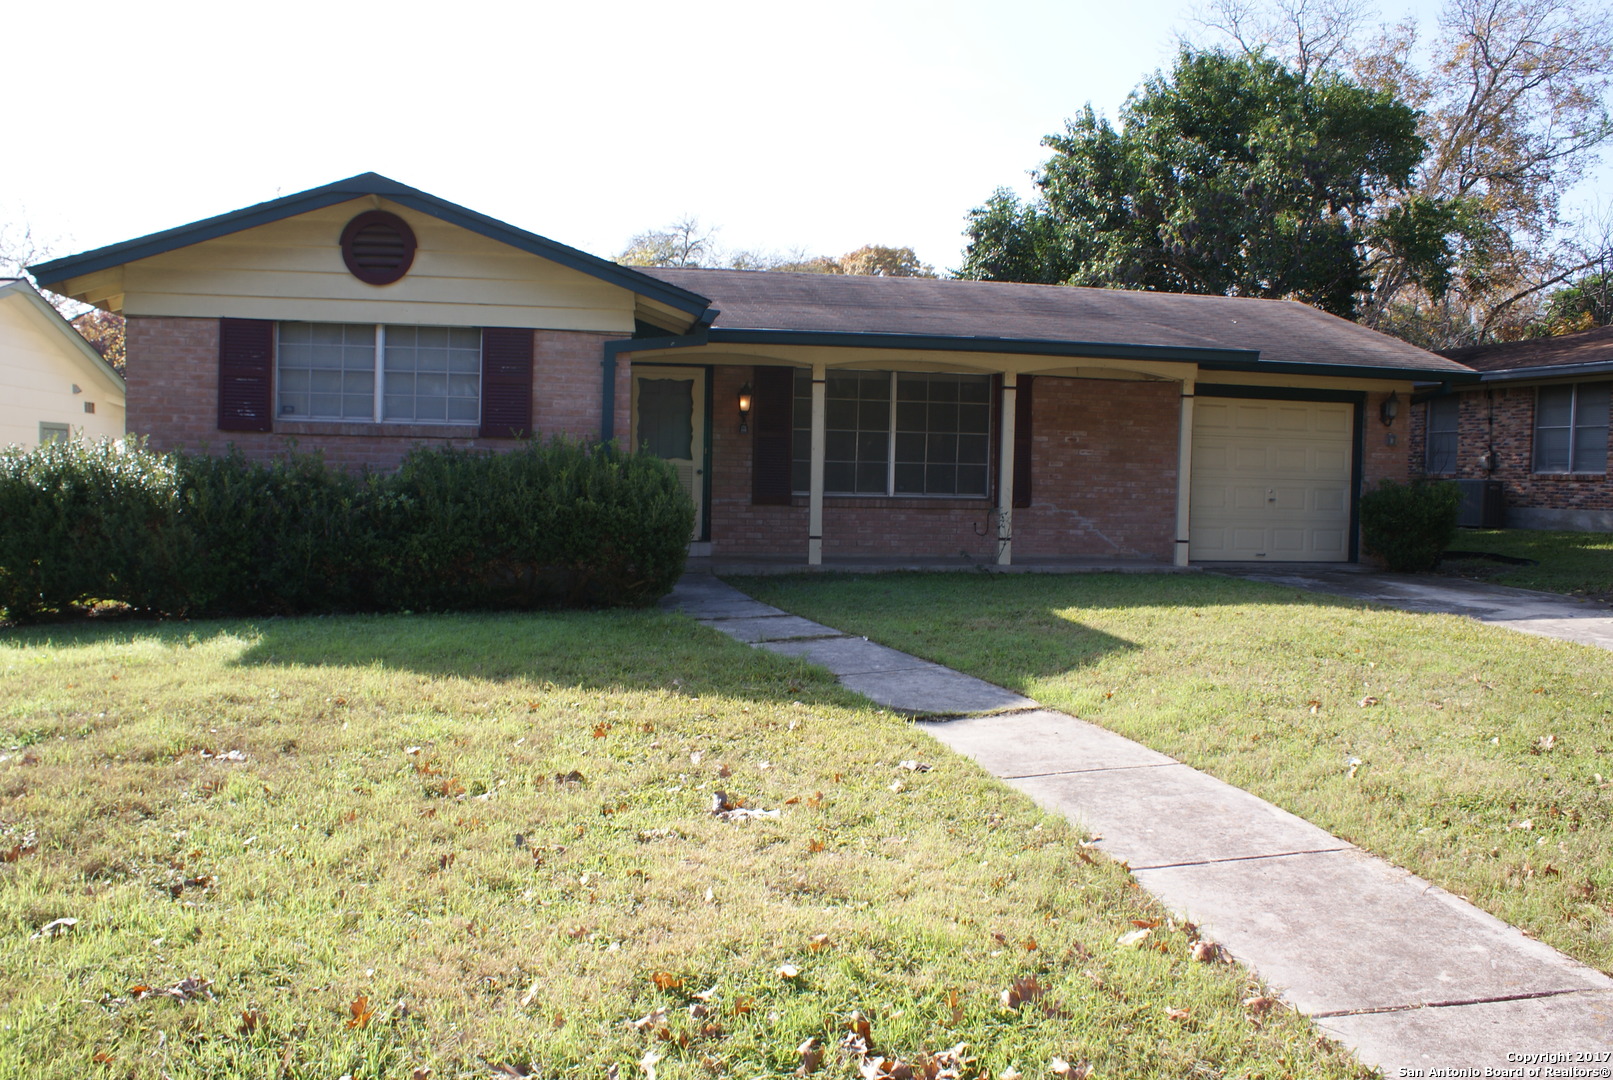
left=5, top=0, right=1603, bottom=277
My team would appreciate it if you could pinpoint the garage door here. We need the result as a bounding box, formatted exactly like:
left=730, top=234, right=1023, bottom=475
left=1190, top=398, right=1354, bottom=561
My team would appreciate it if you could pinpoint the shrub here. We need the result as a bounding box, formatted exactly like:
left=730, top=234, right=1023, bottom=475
left=1360, top=477, right=1461, bottom=572
left=379, top=440, right=694, bottom=609
left=0, top=438, right=187, bottom=619
left=0, top=437, right=692, bottom=621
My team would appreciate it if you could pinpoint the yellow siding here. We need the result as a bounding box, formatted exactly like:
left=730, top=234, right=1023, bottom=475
left=68, top=199, right=638, bottom=333
left=0, top=296, right=126, bottom=448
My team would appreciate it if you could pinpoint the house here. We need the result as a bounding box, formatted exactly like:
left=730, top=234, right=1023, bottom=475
left=1412, top=327, right=1613, bottom=531
left=0, top=278, right=126, bottom=448
left=28, top=173, right=1474, bottom=567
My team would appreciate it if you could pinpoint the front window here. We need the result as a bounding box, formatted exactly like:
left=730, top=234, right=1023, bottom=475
left=791, top=370, right=992, bottom=496
left=1534, top=382, right=1610, bottom=473
left=1424, top=396, right=1458, bottom=474
left=275, top=322, right=482, bottom=424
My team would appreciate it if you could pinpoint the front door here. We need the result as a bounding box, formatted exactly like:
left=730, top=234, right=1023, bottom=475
left=631, top=366, right=706, bottom=540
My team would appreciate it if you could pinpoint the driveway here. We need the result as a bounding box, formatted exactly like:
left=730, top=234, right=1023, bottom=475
left=1212, top=565, right=1613, bottom=651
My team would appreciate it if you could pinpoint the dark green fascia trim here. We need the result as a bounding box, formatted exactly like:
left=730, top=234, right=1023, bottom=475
left=1197, top=384, right=1367, bottom=404
left=599, top=331, right=711, bottom=442
left=1197, top=383, right=1366, bottom=561
left=1477, top=361, right=1613, bottom=383
left=705, top=327, right=1254, bottom=366
left=1198, top=358, right=1480, bottom=382
left=28, top=173, right=716, bottom=321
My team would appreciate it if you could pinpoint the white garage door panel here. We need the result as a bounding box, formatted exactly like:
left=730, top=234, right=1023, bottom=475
left=1191, top=398, right=1354, bottom=562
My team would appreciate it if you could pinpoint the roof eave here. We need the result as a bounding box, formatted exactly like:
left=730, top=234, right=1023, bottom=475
left=0, top=279, right=126, bottom=391
left=704, top=327, right=1471, bottom=379
left=26, top=173, right=715, bottom=323
left=1475, top=361, right=1613, bottom=382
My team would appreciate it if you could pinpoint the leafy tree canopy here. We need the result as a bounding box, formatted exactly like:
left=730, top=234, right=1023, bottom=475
left=957, top=48, right=1428, bottom=318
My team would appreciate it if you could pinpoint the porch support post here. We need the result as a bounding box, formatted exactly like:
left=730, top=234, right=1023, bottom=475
left=997, top=373, right=1017, bottom=566
left=1175, top=376, right=1195, bottom=568
left=808, top=362, right=827, bottom=566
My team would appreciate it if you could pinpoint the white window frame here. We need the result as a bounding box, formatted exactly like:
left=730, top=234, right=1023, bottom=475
left=275, top=322, right=481, bottom=426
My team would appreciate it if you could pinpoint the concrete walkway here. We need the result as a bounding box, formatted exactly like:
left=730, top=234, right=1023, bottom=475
left=664, top=572, right=1613, bottom=1075
left=1216, top=564, right=1613, bottom=652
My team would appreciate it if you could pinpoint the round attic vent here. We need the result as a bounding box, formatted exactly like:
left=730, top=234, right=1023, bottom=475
left=340, top=210, right=417, bottom=285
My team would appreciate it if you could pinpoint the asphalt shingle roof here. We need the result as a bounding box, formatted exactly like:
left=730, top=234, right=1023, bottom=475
left=1439, top=325, right=1613, bottom=373
left=640, top=267, right=1471, bottom=376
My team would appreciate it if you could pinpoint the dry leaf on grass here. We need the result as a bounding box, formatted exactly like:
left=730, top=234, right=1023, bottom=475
left=31, top=917, right=77, bottom=940
left=1243, top=994, right=1280, bottom=1015
left=897, top=760, right=932, bottom=772
left=1117, top=928, right=1151, bottom=947
left=798, top=1037, right=824, bottom=1075
left=1191, top=940, right=1222, bottom=963
left=1165, top=1007, right=1191, bottom=1021
left=346, top=995, right=375, bottom=1029
left=999, top=976, right=1045, bottom=1009
left=650, top=972, right=683, bottom=991
left=777, top=964, right=801, bottom=979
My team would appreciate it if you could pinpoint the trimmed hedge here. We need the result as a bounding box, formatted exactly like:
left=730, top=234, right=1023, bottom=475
left=1360, top=477, right=1461, bottom=572
left=0, top=438, right=692, bottom=621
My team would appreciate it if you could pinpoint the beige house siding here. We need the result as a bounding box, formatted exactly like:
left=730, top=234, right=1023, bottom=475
left=59, top=199, right=638, bottom=334
left=0, top=286, right=125, bottom=448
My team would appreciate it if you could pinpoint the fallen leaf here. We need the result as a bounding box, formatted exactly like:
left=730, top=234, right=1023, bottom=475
left=1191, top=940, right=1221, bottom=963
left=1021, top=938, right=1038, bottom=952
left=1535, top=734, right=1557, bottom=752
left=888, top=780, right=906, bottom=794
left=1117, top=928, right=1152, bottom=948
left=1000, top=1069, right=1023, bottom=1080
left=347, top=995, right=375, bottom=1029
left=797, top=1036, right=823, bottom=1075
left=1165, top=1007, right=1191, bottom=1021
left=999, top=976, right=1044, bottom=1009
left=92, top=1051, right=113, bottom=1064
left=777, top=964, right=801, bottom=979
left=238, top=1010, right=263, bottom=1035
left=846, top=1009, right=872, bottom=1041
left=1358, top=696, right=1379, bottom=707
left=1243, top=994, right=1279, bottom=1016
left=650, top=972, right=683, bottom=991
left=897, top=760, right=932, bottom=772
left=31, top=917, right=78, bottom=940
left=1129, top=917, right=1161, bottom=929
left=809, top=933, right=830, bottom=951
left=631, top=1007, right=668, bottom=1032
left=593, top=723, right=611, bottom=739
left=807, top=838, right=825, bottom=853
left=640, top=1051, right=661, bottom=1080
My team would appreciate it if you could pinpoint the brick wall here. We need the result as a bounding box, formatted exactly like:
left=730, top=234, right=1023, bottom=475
left=126, top=317, right=620, bottom=470
left=1409, top=384, right=1613, bottom=513
left=706, top=367, right=1179, bottom=561
left=1363, top=390, right=1414, bottom=489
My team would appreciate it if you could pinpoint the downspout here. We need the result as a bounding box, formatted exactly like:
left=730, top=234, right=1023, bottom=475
left=599, top=316, right=715, bottom=444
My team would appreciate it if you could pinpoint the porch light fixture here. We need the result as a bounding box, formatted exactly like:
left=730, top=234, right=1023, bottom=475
left=1380, top=391, right=1400, bottom=427
left=737, top=383, right=753, bottom=433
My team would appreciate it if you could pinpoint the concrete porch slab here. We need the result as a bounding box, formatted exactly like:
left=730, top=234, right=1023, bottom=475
left=1008, top=763, right=1350, bottom=868
left=1134, top=848, right=1613, bottom=1016
left=919, top=709, right=1174, bottom=775
left=1313, top=990, right=1613, bottom=1076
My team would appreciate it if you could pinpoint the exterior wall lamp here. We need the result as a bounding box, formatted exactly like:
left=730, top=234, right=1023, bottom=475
left=1380, top=391, right=1399, bottom=427
left=737, top=383, right=752, bottom=433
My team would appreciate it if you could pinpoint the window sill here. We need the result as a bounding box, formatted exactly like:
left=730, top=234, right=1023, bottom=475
left=790, top=494, right=993, bottom=510
left=274, top=420, right=481, bottom=439
left=1529, top=471, right=1608, bottom=480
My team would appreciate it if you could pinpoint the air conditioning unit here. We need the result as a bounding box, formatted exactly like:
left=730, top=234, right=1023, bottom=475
left=1453, top=479, right=1505, bottom=528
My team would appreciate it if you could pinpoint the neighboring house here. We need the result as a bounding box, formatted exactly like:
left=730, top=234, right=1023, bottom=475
left=29, top=173, right=1474, bottom=567
left=0, top=278, right=126, bottom=448
left=1412, top=327, right=1613, bottom=530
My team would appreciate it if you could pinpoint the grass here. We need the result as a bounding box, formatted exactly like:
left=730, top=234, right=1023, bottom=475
left=1438, top=528, right=1613, bottom=599
left=0, top=611, right=1369, bottom=1079
left=730, top=571, right=1613, bottom=976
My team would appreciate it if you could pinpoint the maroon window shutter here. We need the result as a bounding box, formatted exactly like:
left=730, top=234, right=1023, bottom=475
left=218, top=318, right=275, bottom=432
left=481, top=328, right=535, bottom=438
left=1013, top=375, right=1034, bottom=509
left=752, top=366, right=794, bottom=505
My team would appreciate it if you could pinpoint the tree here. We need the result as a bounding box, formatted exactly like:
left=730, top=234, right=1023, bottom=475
left=616, top=216, right=716, bottom=268
left=73, top=310, right=126, bottom=372
left=837, top=245, right=937, bottom=278
left=1196, top=0, right=1613, bottom=345
left=957, top=49, right=1429, bottom=318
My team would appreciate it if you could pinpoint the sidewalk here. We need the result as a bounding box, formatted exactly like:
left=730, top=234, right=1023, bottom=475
left=664, top=572, right=1613, bottom=1076
left=1213, top=564, right=1613, bottom=652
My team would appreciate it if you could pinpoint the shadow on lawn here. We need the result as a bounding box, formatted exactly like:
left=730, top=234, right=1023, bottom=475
left=726, top=569, right=1382, bottom=684
left=1, top=608, right=861, bottom=708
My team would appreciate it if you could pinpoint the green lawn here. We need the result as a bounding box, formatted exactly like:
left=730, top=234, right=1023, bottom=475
left=0, top=611, right=1368, bottom=1079
left=1440, top=528, right=1613, bottom=599
left=730, top=572, right=1613, bottom=976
